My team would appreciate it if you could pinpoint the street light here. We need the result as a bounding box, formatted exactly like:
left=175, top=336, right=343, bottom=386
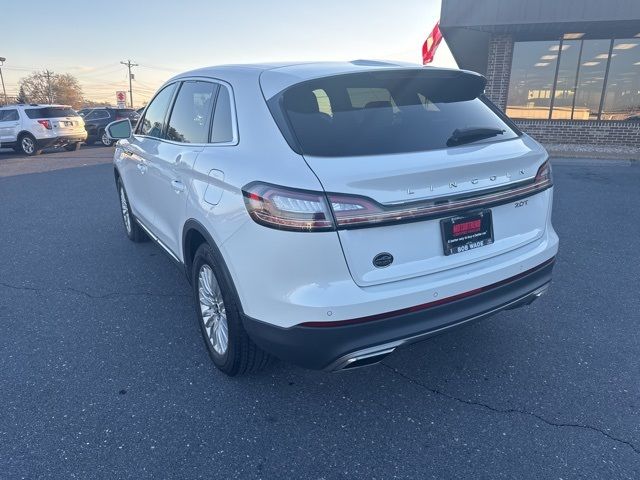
left=0, top=57, right=7, bottom=106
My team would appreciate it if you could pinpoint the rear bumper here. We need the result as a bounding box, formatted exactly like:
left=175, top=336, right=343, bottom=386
left=37, top=134, right=87, bottom=148
left=242, top=257, right=555, bottom=371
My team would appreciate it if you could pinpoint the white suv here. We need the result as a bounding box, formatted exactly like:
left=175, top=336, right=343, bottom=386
left=107, top=61, right=559, bottom=376
left=0, top=104, right=87, bottom=155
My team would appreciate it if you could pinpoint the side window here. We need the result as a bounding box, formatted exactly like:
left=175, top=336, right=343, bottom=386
left=0, top=110, right=18, bottom=121
left=211, top=85, right=235, bottom=143
left=138, top=84, right=176, bottom=138
left=166, top=81, right=217, bottom=143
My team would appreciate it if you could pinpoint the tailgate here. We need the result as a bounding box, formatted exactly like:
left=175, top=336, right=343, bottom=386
left=304, top=137, right=550, bottom=286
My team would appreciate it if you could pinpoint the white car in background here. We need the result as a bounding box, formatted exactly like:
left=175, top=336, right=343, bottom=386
left=0, top=104, right=86, bottom=155
left=107, top=61, right=559, bottom=376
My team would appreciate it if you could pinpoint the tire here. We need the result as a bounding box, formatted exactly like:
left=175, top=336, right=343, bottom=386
left=117, top=178, right=148, bottom=242
left=18, top=133, right=41, bottom=156
left=192, top=243, right=271, bottom=376
left=100, top=129, right=114, bottom=147
left=64, top=142, right=81, bottom=152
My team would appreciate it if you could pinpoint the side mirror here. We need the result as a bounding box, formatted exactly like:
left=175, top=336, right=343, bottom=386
left=106, top=119, right=132, bottom=140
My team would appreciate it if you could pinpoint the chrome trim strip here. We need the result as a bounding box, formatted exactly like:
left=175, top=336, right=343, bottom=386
left=334, top=179, right=553, bottom=229
left=135, top=218, right=182, bottom=264
left=327, top=283, right=550, bottom=372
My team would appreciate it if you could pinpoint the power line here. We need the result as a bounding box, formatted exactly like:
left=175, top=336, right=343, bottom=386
left=120, top=60, right=138, bottom=107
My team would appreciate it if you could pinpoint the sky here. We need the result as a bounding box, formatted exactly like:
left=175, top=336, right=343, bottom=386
left=0, top=0, right=456, bottom=106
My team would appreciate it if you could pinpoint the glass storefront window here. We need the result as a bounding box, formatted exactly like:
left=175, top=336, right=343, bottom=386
left=573, top=39, right=611, bottom=120
left=551, top=40, right=581, bottom=119
left=601, top=39, right=640, bottom=121
left=508, top=37, right=640, bottom=122
left=506, top=41, right=560, bottom=119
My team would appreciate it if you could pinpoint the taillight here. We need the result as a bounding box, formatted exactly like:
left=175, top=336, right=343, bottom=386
left=37, top=119, right=52, bottom=130
left=534, top=160, right=552, bottom=185
left=242, top=183, right=335, bottom=232
left=243, top=162, right=553, bottom=232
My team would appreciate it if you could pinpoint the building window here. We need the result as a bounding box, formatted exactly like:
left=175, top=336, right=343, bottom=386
left=507, top=41, right=559, bottom=119
left=507, top=37, right=640, bottom=121
left=550, top=40, right=581, bottom=119
left=601, top=39, right=640, bottom=121
left=573, top=39, right=611, bottom=120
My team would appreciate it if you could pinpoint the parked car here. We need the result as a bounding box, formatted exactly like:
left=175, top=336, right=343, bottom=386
left=83, top=107, right=140, bottom=146
left=107, top=61, right=559, bottom=376
left=0, top=104, right=87, bottom=155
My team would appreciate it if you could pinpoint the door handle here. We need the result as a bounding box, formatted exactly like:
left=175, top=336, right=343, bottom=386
left=171, top=180, right=185, bottom=193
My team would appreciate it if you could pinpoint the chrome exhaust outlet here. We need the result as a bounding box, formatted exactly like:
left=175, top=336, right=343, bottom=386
left=329, top=346, right=396, bottom=372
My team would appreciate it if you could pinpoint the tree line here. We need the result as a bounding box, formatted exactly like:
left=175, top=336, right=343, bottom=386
left=11, top=70, right=110, bottom=109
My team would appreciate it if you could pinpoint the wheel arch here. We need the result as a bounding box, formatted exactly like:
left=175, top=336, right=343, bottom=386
left=181, top=219, right=244, bottom=312
left=17, top=130, right=35, bottom=140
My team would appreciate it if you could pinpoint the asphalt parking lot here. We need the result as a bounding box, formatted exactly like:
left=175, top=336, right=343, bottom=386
left=1, top=148, right=639, bottom=479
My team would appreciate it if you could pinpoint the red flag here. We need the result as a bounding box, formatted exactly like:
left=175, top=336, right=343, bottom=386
left=422, top=22, right=443, bottom=65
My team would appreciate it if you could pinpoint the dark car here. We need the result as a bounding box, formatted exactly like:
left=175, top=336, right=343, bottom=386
left=82, top=108, right=140, bottom=146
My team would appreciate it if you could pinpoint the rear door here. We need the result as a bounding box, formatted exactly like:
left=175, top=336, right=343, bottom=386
left=83, top=109, right=111, bottom=138
left=144, top=80, right=218, bottom=255
left=271, top=69, right=551, bottom=287
left=0, top=109, right=20, bottom=145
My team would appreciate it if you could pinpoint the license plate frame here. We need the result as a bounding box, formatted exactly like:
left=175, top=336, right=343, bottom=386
left=440, top=209, right=494, bottom=256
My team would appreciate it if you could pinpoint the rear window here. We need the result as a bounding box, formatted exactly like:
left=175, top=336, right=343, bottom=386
left=116, top=109, right=139, bottom=119
left=269, top=70, right=519, bottom=157
left=25, top=107, right=77, bottom=119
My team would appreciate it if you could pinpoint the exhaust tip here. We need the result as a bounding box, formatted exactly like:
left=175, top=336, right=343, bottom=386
left=333, top=348, right=395, bottom=372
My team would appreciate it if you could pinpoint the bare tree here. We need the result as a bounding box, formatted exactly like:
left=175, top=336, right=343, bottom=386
left=19, top=71, right=84, bottom=109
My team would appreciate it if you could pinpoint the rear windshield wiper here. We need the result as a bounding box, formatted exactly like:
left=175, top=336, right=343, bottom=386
left=446, top=127, right=505, bottom=147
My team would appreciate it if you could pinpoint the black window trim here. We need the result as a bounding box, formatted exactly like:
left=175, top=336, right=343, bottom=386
left=135, top=76, right=239, bottom=146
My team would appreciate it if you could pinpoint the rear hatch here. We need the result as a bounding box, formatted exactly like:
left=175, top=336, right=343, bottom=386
left=24, top=106, right=84, bottom=135
left=265, top=68, right=551, bottom=287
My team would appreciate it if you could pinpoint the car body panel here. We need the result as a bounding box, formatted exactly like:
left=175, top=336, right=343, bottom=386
left=112, top=61, right=559, bottom=368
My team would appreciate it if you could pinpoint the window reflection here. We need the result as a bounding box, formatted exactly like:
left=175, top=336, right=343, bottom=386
left=602, top=39, right=640, bottom=120
left=574, top=39, right=610, bottom=120
left=507, top=41, right=559, bottom=119
left=551, top=40, right=580, bottom=119
left=507, top=37, right=640, bottom=122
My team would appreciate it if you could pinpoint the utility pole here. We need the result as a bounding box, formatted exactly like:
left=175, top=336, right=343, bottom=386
left=0, top=57, right=7, bottom=106
left=120, top=59, right=138, bottom=108
left=44, top=69, right=54, bottom=104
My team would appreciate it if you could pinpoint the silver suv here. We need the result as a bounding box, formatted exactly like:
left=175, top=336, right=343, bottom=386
left=0, top=104, right=87, bottom=155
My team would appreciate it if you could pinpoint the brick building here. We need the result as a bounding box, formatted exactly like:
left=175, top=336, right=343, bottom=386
left=440, top=0, right=640, bottom=147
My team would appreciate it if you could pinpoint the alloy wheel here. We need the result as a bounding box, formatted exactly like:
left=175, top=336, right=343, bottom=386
left=21, top=136, right=35, bottom=154
left=119, top=187, right=132, bottom=234
left=198, top=264, right=228, bottom=356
